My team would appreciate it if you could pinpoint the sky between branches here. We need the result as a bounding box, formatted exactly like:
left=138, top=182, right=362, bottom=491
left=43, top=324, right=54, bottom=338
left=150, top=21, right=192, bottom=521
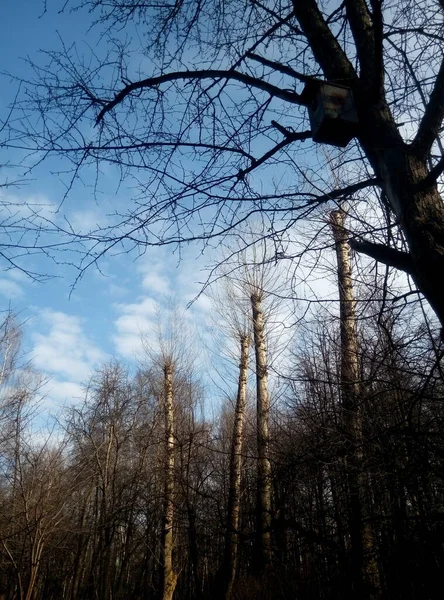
left=0, top=1, right=383, bottom=422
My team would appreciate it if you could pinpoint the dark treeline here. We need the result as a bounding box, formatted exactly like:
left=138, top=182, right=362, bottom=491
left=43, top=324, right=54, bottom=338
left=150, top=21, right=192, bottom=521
left=0, top=250, right=443, bottom=600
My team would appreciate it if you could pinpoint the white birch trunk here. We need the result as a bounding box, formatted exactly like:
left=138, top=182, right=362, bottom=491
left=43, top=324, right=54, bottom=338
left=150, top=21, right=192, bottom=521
left=223, top=333, right=250, bottom=599
left=330, top=209, right=379, bottom=598
left=161, top=361, right=178, bottom=600
left=250, top=292, right=272, bottom=570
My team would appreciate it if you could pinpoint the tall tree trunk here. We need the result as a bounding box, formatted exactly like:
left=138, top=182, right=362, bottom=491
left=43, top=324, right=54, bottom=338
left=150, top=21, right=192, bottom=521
left=330, top=209, right=379, bottom=598
left=291, top=1, right=444, bottom=334
left=368, top=147, right=444, bottom=331
left=250, top=293, right=272, bottom=571
left=161, top=361, right=178, bottom=600
left=223, top=333, right=250, bottom=599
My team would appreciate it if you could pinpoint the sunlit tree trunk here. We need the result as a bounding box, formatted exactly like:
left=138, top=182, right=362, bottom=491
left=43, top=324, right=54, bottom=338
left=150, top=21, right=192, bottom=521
left=161, top=360, right=178, bottom=600
left=250, top=292, right=272, bottom=571
left=330, top=209, right=380, bottom=598
left=223, top=333, right=250, bottom=599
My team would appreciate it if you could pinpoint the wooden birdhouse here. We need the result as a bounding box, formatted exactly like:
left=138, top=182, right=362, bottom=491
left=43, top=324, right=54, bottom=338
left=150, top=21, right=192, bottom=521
left=302, top=80, right=358, bottom=147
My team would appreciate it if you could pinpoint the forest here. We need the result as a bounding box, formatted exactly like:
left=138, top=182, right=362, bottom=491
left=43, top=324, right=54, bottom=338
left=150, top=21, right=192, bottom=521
left=1, top=226, right=443, bottom=600
left=1, top=0, right=444, bottom=599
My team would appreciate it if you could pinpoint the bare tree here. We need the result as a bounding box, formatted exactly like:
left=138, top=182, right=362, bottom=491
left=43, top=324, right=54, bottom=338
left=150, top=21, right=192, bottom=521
left=143, top=309, right=194, bottom=600
left=0, top=310, right=21, bottom=388
left=250, top=285, right=273, bottom=571
left=161, top=357, right=178, bottom=600
left=0, top=289, right=443, bottom=598
left=11, top=0, right=444, bottom=333
left=221, top=242, right=289, bottom=575
left=330, top=209, right=379, bottom=598
left=223, top=332, right=249, bottom=598
left=208, top=281, right=252, bottom=598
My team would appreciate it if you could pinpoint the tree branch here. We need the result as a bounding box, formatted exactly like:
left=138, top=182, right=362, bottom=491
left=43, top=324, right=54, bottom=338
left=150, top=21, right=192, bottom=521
left=369, top=0, right=385, bottom=98
left=237, top=130, right=312, bottom=180
left=319, top=178, right=379, bottom=203
left=412, top=57, right=444, bottom=156
left=292, top=0, right=356, bottom=82
left=350, top=238, right=416, bottom=276
left=415, top=155, right=444, bottom=190
left=96, top=70, right=304, bottom=123
left=344, top=0, right=376, bottom=82
left=246, top=52, right=314, bottom=87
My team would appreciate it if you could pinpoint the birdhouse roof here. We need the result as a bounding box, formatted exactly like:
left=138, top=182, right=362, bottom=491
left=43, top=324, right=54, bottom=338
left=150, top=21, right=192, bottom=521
left=300, top=79, right=352, bottom=105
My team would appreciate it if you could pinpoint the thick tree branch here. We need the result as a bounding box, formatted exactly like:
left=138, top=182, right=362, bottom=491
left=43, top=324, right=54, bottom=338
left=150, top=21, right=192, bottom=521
left=322, top=178, right=379, bottom=202
left=412, top=57, right=444, bottom=156
left=292, top=0, right=356, bottom=82
left=415, top=155, right=444, bottom=190
left=370, top=0, right=385, bottom=98
left=344, top=0, right=376, bottom=81
left=350, top=238, right=416, bottom=276
left=96, top=70, right=304, bottom=123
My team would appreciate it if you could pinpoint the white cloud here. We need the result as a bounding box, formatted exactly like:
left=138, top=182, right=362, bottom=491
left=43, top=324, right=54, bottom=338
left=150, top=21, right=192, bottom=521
left=0, top=277, right=24, bottom=299
left=111, top=245, right=219, bottom=360
left=190, top=293, right=213, bottom=315
left=5, top=269, right=29, bottom=283
left=64, top=208, right=102, bottom=234
left=135, top=246, right=210, bottom=301
left=41, top=379, right=85, bottom=410
left=113, top=296, right=160, bottom=358
left=108, top=283, right=129, bottom=298
left=45, top=380, right=85, bottom=402
left=1, top=192, right=58, bottom=224
left=141, top=271, right=171, bottom=295
left=31, top=310, right=107, bottom=383
left=136, top=249, right=172, bottom=296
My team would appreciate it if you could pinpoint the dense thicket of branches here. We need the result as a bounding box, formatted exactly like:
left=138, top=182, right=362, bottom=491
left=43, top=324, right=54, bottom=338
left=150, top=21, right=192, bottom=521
left=0, top=280, right=443, bottom=600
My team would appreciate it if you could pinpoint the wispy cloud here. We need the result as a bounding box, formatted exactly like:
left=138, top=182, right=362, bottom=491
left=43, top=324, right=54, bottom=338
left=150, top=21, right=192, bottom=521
left=31, top=310, right=107, bottom=383
left=0, top=277, right=24, bottom=299
left=1, top=192, right=58, bottom=224
left=112, top=296, right=159, bottom=358
left=136, top=248, right=173, bottom=296
left=141, top=271, right=171, bottom=295
left=111, top=247, right=219, bottom=360
left=40, top=379, right=85, bottom=410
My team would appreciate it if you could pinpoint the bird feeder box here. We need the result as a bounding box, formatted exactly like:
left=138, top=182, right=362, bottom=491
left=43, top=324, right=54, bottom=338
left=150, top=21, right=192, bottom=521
left=301, top=80, right=358, bottom=147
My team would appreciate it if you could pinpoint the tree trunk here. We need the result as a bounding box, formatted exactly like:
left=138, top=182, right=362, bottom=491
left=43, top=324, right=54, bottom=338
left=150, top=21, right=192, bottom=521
left=250, top=293, right=272, bottom=571
left=353, top=93, right=444, bottom=332
left=25, top=536, right=44, bottom=600
left=330, top=209, right=380, bottom=599
left=292, top=0, right=444, bottom=334
left=223, top=333, right=250, bottom=599
left=161, top=361, right=178, bottom=600
left=368, top=144, right=444, bottom=331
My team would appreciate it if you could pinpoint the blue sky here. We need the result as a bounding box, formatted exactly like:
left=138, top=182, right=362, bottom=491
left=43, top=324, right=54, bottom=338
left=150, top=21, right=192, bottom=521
left=0, top=2, right=431, bottom=428
left=0, top=2, right=224, bottom=414
left=0, top=1, right=354, bottom=424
